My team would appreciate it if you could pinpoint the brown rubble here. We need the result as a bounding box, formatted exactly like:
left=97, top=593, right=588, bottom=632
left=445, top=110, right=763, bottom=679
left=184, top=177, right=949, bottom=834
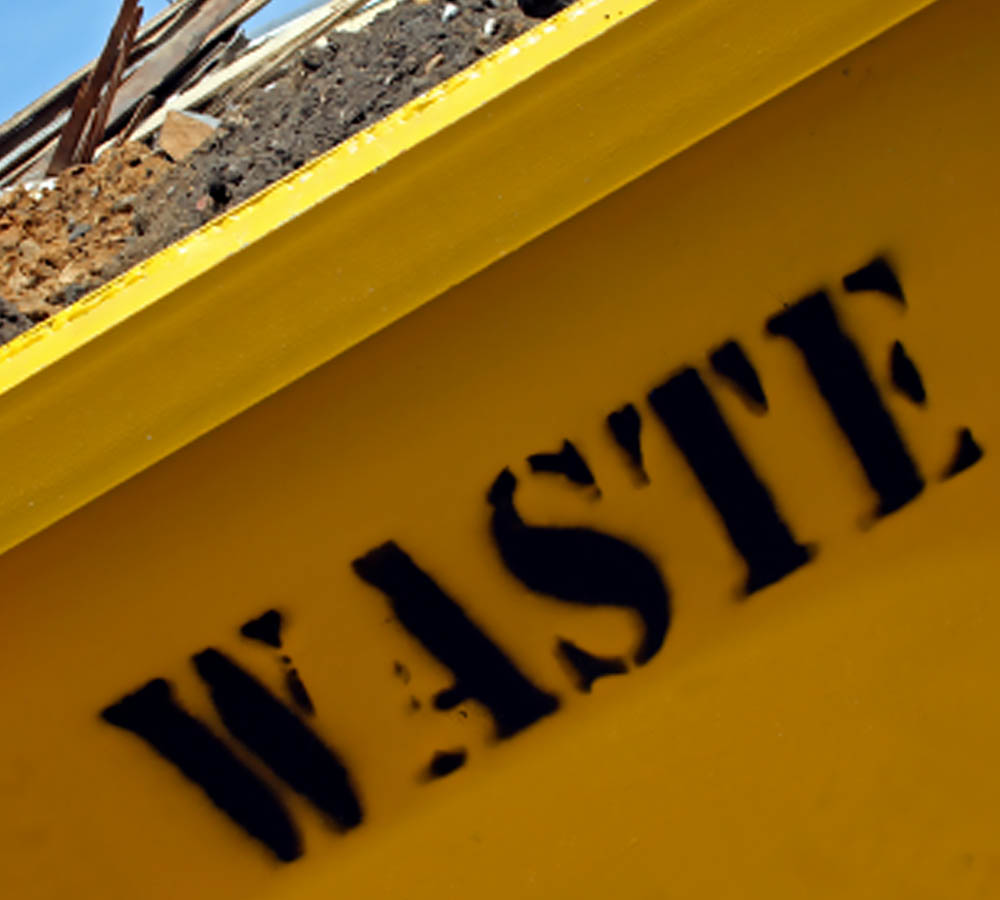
left=0, top=143, right=171, bottom=326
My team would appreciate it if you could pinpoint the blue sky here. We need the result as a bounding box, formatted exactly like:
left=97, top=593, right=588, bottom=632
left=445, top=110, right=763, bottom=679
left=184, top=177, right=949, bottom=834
left=0, top=0, right=314, bottom=124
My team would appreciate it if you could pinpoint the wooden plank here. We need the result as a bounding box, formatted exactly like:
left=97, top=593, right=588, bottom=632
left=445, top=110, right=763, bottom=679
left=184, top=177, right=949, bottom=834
left=129, top=0, right=360, bottom=143
left=131, top=0, right=206, bottom=54
left=0, top=0, right=200, bottom=165
left=105, top=0, right=266, bottom=132
left=79, top=3, right=143, bottom=164
left=0, top=0, right=260, bottom=184
left=49, top=0, right=141, bottom=174
left=0, top=119, right=64, bottom=187
left=114, top=94, right=158, bottom=147
left=0, top=135, right=58, bottom=187
left=172, top=36, right=230, bottom=94
left=2, top=1, right=231, bottom=184
left=204, top=0, right=274, bottom=44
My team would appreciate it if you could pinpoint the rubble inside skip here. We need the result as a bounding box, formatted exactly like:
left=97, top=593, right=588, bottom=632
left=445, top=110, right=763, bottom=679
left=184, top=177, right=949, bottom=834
left=0, top=0, right=559, bottom=344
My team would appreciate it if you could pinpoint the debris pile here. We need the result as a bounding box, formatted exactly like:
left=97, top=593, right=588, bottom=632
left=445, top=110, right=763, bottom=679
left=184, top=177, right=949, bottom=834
left=0, top=0, right=555, bottom=344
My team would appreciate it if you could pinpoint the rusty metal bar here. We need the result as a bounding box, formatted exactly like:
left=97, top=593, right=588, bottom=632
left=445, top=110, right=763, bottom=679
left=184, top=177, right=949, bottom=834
left=78, top=3, right=143, bottom=164
left=48, top=0, right=140, bottom=174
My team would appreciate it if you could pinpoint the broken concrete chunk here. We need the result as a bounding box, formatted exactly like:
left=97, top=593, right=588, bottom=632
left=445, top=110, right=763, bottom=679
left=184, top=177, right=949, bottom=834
left=19, top=239, right=41, bottom=263
left=159, top=110, right=220, bottom=162
left=0, top=224, right=22, bottom=252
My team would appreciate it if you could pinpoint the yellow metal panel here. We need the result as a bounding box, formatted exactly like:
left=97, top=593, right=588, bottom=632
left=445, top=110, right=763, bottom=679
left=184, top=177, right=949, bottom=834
left=0, top=0, right=933, bottom=555
left=3, top=0, right=1000, bottom=898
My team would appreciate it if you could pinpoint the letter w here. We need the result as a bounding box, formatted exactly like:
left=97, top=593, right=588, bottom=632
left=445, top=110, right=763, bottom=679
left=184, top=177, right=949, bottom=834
left=101, top=649, right=362, bottom=862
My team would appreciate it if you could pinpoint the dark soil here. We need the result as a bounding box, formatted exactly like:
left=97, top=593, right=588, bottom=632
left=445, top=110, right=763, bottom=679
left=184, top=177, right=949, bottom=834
left=0, top=0, right=551, bottom=345
left=108, top=0, right=540, bottom=297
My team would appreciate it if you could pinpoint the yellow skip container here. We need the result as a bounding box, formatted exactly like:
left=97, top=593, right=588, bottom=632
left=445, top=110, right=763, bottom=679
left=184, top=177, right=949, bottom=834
left=1, top=1, right=997, bottom=897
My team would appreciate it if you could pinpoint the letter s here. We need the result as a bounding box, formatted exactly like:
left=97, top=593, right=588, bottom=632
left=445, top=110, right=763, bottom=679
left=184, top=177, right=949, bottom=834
left=487, top=468, right=670, bottom=666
